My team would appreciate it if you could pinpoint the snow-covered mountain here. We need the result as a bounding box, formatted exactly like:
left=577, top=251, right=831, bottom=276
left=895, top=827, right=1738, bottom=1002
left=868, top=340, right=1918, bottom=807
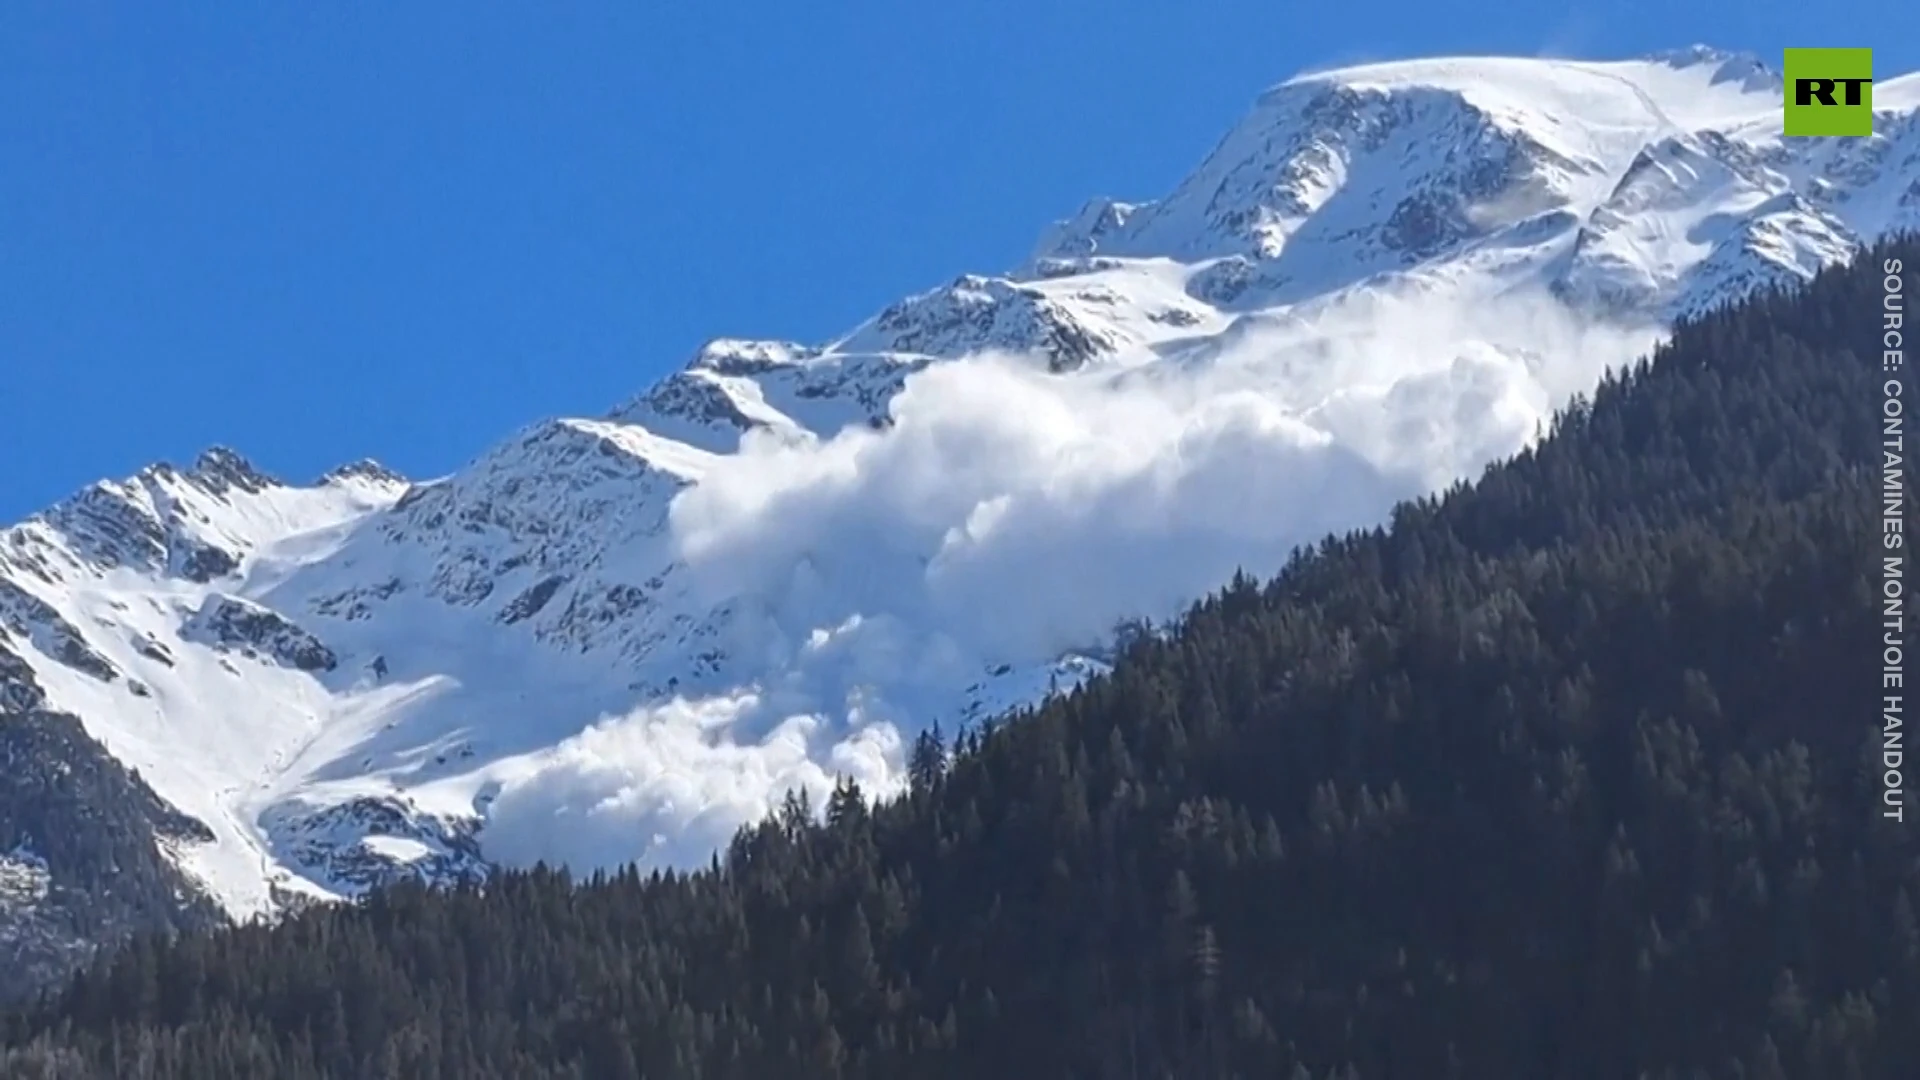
left=3, top=47, right=1918, bottom=980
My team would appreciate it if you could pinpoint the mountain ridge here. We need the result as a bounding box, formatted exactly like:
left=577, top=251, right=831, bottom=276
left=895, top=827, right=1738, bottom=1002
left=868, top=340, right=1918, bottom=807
left=10, top=232, right=1911, bottom=1079
left=2, top=44, right=1918, bottom=997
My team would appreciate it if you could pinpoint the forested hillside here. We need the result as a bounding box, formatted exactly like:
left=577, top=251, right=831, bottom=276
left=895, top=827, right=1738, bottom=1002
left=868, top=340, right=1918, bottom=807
left=2, top=239, right=1914, bottom=1079
left=0, top=706, right=222, bottom=1002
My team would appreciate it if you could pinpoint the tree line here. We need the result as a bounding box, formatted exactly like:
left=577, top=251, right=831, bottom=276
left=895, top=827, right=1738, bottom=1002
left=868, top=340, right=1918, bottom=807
left=3, top=239, right=1916, bottom=1078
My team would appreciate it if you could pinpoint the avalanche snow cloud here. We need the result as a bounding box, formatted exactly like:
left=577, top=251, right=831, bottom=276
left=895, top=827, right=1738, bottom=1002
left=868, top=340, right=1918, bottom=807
left=481, top=284, right=1660, bottom=873
left=670, top=286, right=1656, bottom=663
left=5, top=47, right=1918, bottom=911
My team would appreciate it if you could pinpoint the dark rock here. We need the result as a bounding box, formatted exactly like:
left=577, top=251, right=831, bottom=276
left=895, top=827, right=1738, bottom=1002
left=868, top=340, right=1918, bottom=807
left=265, top=796, right=488, bottom=896
left=498, top=575, right=568, bottom=625
left=174, top=540, right=240, bottom=583
left=0, top=709, right=222, bottom=1001
left=0, top=583, right=119, bottom=684
left=320, top=459, right=407, bottom=487
left=189, top=447, right=277, bottom=496
left=0, top=645, right=46, bottom=714
left=133, top=636, right=175, bottom=667
left=185, top=596, right=337, bottom=673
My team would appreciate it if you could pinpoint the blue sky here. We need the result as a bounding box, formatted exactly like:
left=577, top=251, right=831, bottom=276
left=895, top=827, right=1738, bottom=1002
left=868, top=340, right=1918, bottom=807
left=3, top=2, right=1914, bottom=521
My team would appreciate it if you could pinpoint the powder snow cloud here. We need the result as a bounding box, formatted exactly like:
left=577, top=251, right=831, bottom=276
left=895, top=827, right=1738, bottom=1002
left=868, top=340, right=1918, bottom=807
left=475, top=284, right=1660, bottom=875
left=670, top=283, right=1656, bottom=660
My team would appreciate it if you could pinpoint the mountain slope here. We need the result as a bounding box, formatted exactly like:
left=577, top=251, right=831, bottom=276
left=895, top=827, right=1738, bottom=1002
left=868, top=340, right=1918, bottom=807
left=0, top=645, right=223, bottom=1002
left=10, top=234, right=1913, bottom=1080
left=1, top=46, right=1917, bottom=959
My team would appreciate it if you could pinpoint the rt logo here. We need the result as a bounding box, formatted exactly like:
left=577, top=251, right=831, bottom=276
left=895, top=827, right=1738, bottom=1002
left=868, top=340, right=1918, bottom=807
left=1784, top=48, right=1874, bottom=136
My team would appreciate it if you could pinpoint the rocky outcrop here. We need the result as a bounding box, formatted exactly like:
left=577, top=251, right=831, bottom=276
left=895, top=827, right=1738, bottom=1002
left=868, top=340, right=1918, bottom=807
left=184, top=595, right=338, bottom=672
left=0, top=705, right=220, bottom=1001
left=187, top=447, right=277, bottom=496
left=846, top=274, right=1121, bottom=372
left=498, top=575, right=569, bottom=625
left=0, top=645, right=44, bottom=714
left=0, top=48, right=1915, bottom=1002
left=264, top=796, right=488, bottom=896
left=322, top=458, right=409, bottom=488
left=0, top=582, right=119, bottom=684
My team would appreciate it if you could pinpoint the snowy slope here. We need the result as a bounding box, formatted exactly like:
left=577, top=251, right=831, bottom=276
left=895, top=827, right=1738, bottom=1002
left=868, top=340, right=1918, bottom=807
left=4, top=46, right=1919, bottom=922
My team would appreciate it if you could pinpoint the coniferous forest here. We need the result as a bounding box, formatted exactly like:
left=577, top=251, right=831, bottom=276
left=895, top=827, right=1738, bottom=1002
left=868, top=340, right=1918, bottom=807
left=2, top=240, right=1915, bottom=1079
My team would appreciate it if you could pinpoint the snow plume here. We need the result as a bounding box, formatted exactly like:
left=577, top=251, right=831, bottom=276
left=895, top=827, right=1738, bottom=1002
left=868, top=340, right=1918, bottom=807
left=669, top=284, right=1661, bottom=662
left=474, top=285, right=1657, bottom=877
left=481, top=692, right=903, bottom=873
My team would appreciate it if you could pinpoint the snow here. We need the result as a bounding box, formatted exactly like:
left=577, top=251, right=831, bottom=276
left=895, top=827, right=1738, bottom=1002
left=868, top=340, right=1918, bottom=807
left=3, top=45, right=1917, bottom=916
left=0, top=848, right=51, bottom=908
left=1882, top=72, right=1920, bottom=113
left=1, top=470, right=409, bottom=916
left=1286, top=51, right=1780, bottom=133
left=1041, top=52, right=1779, bottom=272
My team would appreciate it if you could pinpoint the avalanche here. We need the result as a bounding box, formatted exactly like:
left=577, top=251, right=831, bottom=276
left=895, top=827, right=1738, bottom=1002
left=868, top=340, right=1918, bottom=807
left=4, top=45, right=1919, bottom=919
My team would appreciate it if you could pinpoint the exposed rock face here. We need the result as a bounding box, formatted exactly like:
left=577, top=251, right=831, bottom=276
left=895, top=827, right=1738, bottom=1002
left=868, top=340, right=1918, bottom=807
left=1, top=45, right=1919, bottom=1005
left=323, top=459, right=410, bottom=487
left=1551, top=131, right=1863, bottom=320
left=0, top=669, right=219, bottom=1001
left=312, top=578, right=404, bottom=622
left=264, top=797, right=488, bottom=895
left=0, top=460, right=412, bottom=1001
left=846, top=274, right=1123, bottom=372
left=0, top=646, right=45, bottom=714
left=0, top=582, right=119, bottom=684
left=189, top=447, right=278, bottom=496
left=498, top=575, right=569, bottom=625
left=184, top=595, right=338, bottom=672
left=16, top=448, right=285, bottom=588
left=174, top=539, right=241, bottom=583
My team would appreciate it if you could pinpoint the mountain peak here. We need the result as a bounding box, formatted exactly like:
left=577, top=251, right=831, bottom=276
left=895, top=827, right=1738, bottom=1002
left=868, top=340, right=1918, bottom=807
left=321, top=459, right=409, bottom=489
left=686, top=338, right=815, bottom=375
left=190, top=447, right=278, bottom=496
left=1028, top=197, right=1141, bottom=263
left=1, top=45, right=1916, bottom=990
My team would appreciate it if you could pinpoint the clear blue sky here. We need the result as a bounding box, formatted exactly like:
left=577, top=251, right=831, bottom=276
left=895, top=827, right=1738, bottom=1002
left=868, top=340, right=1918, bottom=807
left=3, top=1, right=1913, bottom=520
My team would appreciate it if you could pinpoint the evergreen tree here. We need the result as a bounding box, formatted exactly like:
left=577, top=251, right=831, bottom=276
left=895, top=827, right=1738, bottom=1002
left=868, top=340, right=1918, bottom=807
left=5, top=238, right=1916, bottom=1078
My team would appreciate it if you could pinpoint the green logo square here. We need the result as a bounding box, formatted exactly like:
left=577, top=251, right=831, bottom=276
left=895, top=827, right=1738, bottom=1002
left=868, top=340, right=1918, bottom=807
left=1784, top=48, right=1874, bottom=136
